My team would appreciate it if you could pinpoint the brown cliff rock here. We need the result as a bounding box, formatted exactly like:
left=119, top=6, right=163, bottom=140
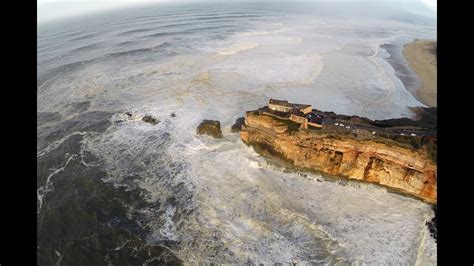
left=197, top=120, right=223, bottom=138
left=240, top=111, right=437, bottom=204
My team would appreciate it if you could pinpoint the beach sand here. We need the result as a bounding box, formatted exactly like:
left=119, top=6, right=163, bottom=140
left=403, top=40, right=437, bottom=107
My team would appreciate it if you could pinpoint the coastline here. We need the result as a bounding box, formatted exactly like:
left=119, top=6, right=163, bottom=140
left=403, top=40, right=437, bottom=107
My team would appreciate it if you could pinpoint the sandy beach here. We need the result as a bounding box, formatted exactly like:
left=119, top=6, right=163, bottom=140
left=403, top=39, right=437, bottom=107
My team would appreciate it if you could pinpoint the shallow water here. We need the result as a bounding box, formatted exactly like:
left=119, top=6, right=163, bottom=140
left=38, top=3, right=437, bottom=264
left=380, top=42, right=424, bottom=102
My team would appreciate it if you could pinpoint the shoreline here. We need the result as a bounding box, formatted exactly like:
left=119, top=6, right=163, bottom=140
left=403, top=40, right=437, bottom=107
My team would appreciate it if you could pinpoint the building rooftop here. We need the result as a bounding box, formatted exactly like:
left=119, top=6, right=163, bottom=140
left=269, top=99, right=311, bottom=109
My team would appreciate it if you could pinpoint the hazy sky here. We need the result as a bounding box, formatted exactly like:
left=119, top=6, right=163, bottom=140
left=37, top=0, right=437, bottom=24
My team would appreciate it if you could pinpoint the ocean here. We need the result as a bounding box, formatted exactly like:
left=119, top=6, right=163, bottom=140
left=37, top=3, right=437, bottom=265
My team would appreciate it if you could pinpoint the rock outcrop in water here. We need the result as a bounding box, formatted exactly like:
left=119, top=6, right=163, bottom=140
left=426, top=205, right=437, bottom=241
left=231, top=117, right=245, bottom=133
left=196, top=120, right=223, bottom=138
left=240, top=110, right=437, bottom=204
left=142, top=115, right=159, bottom=125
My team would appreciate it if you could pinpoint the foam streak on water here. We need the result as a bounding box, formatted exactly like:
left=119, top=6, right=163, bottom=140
left=38, top=3, right=436, bottom=264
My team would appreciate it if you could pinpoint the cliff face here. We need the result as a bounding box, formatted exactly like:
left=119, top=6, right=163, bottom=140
left=240, top=112, right=437, bottom=204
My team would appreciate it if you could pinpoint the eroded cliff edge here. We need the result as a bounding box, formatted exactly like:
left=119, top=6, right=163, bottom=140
left=240, top=109, right=437, bottom=204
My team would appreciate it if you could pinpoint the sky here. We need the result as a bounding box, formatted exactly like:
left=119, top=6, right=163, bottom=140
left=37, top=0, right=437, bottom=25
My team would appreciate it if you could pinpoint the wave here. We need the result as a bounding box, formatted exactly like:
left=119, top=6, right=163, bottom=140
left=68, top=32, right=103, bottom=42
left=116, top=40, right=137, bottom=47
left=218, top=42, right=259, bottom=55
left=37, top=152, right=79, bottom=211
left=37, top=112, right=62, bottom=126
left=240, top=27, right=287, bottom=36
left=105, top=11, right=230, bottom=29
left=115, top=22, right=198, bottom=37
left=39, top=58, right=99, bottom=84
left=131, top=11, right=261, bottom=23
left=38, top=29, right=85, bottom=42
left=140, top=25, right=238, bottom=39
left=106, top=48, right=155, bottom=58
left=137, top=14, right=260, bottom=28
left=193, top=14, right=260, bottom=21
left=69, top=42, right=105, bottom=53
left=41, top=42, right=174, bottom=80
left=105, top=42, right=173, bottom=58
left=37, top=42, right=66, bottom=53
left=141, top=32, right=175, bottom=39
left=132, top=11, right=217, bottom=21
left=116, top=28, right=154, bottom=36
left=183, top=25, right=239, bottom=33
left=37, top=131, right=89, bottom=157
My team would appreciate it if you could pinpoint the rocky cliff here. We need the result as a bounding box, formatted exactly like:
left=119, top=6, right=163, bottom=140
left=240, top=111, right=437, bottom=204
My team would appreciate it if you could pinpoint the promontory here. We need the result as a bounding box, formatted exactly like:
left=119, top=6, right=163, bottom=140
left=239, top=99, right=437, bottom=204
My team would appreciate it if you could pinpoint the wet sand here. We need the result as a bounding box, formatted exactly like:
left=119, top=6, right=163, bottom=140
left=381, top=43, right=422, bottom=99
left=403, top=40, right=437, bottom=107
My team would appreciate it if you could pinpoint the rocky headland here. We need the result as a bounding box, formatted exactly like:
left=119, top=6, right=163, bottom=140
left=239, top=107, right=437, bottom=204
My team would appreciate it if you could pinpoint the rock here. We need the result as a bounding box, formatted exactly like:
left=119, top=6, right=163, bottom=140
left=426, top=205, right=437, bottom=242
left=196, top=120, right=222, bottom=138
left=142, top=115, right=159, bottom=125
left=231, top=117, right=245, bottom=133
left=171, top=113, right=176, bottom=117
left=125, top=112, right=133, bottom=117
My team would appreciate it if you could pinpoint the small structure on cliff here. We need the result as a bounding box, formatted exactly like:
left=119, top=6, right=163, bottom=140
left=268, top=99, right=322, bottom=129
left=269, top=99, right=312, bottom=114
